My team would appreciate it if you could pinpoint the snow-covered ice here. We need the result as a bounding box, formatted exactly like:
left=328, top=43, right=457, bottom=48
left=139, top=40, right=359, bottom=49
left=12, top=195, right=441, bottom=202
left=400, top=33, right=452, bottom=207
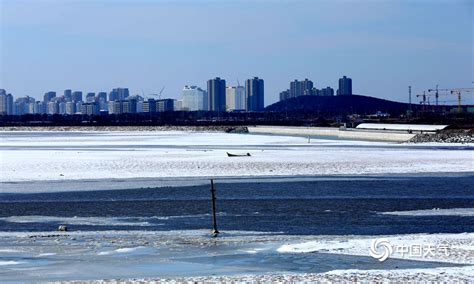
left=0, top=230, right=471, bottom=282
left=0, top=216, right=157, bottom=227
left=277, top=233, right=474, bottom=264
left=381, top=207, right=474, bottom=217
left=0, top=131, right=472, bottom=184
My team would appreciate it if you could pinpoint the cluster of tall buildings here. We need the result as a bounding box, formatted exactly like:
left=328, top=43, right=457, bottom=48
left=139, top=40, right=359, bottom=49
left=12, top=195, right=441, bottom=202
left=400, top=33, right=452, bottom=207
left=0, top=88, right=175, bottom=116
left=177, top=77, right=264, bottom=112
left=279, top=76, right=352, bottom=101
left=0, top=76, right=265, bottom=116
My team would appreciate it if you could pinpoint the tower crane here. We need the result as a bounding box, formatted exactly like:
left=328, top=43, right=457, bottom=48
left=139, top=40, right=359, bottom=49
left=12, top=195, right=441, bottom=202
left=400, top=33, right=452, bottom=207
left=428, top=87, right=474, bottom=113
left=427, top=85, right=439, bottom=106
left=416, top=91, right=427, bottom=112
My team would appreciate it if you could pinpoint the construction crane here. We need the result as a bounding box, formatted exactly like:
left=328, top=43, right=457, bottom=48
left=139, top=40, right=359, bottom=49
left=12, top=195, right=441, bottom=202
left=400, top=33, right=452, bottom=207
left=427, top=85, right=439, bottom=106
left=416, top=91, right=427, bottom=112
left=428, top=87, right=474, bottom=113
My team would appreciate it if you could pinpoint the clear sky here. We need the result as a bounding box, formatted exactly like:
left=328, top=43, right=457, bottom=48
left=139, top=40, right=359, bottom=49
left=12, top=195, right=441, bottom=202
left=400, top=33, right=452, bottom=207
left=1, top=0, right=472, bottom=105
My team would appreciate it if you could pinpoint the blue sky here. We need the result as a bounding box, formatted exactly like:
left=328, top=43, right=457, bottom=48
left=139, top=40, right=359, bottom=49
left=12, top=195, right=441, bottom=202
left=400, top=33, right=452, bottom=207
left=1, top=0, right=472, bottom=105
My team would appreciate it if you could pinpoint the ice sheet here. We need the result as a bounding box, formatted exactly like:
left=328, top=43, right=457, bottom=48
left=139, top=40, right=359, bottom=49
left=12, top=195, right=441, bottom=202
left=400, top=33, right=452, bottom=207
left=277, top=233, right=474, bottom=264
left=0, top=230, right=471, bottom=282
left=1, top=131, right=472, bottom=185
left=381, top=208, right=474, bottom=217
left=0, top=216, right=156, bottom=227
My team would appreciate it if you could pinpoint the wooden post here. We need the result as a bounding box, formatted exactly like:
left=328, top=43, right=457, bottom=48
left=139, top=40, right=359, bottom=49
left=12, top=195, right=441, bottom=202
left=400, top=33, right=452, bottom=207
left=210, top=179, right=219, bottom=236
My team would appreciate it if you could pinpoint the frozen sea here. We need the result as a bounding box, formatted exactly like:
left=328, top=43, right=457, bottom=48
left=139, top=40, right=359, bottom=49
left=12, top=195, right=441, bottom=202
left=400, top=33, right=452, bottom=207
left=0, top=131, right=473, bottom=282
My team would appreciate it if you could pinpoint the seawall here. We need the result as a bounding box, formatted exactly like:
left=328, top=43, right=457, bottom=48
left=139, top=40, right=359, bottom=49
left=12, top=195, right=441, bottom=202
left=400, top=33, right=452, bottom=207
left=247, top=125, right=416, bottom=142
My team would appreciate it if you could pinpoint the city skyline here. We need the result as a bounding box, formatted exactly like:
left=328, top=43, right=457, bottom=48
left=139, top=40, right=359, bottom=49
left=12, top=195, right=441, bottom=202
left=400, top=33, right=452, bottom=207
left=1, top=0, right=472, bottom=104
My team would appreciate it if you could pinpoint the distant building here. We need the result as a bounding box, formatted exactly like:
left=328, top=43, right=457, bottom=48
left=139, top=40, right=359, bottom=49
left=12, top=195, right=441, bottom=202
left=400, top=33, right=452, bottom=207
left=207, top=77, right=226, bottom=112
left=225, top=86, right=245, bottom=111
left=122, top=98, right=137, bottom=113
left=174, top=99, right=183, bottom=111
left=0, top=90, right=7, bottom=114
left=109, top=88, right=129, bottom=101
left=137, top=100, right=144, bottom=113
left=65, top=102, right=76, bottom=114
left=97, top=92, right=108, bottom=111
left=320, top=87, right=335, bottom=96
left=80, top=102, right=100, bottom=115
left=72, top=91, right=83, bottom=102
left=182, top=85, right=208, bottom=111
left=27, top=102, right=35, bottom=114
left=64, top=89, right=72, bottom=102
left=245, top=77, right=264, bottom=111
left=312, top=86, right=335, bottom=96
left=143, top=99, right=157, bottom=113
left=43, top=91, right=56, bottom=103
left=86, top=92, right=96, bottom=103
left=6, top=94, right=13, bottom=114
left=290, top=79, right=313, bottom=98
left=279, top=89, right=290, bottom=101
left=58, top=102, right=67, bottom=114
left=14, top=96, right=33, bottom=115
left=337, top=76, right=352, bottom=95
left=157, top=99, right=174, bottom=112
left=108, top=101, right=122, bottom=114
left=47, top=101, right=59, bottom=114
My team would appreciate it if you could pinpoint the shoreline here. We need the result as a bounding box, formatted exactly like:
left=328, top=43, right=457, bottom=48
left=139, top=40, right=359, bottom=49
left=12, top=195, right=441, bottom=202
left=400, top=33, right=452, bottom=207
left=1, top=230, right=472, bottom=282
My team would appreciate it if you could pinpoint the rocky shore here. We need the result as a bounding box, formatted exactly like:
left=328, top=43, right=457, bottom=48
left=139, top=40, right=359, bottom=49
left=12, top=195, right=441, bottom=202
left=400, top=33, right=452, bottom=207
left=408, top=129, right=474, bottom=144
left=0, top=125, right=249, bottom=133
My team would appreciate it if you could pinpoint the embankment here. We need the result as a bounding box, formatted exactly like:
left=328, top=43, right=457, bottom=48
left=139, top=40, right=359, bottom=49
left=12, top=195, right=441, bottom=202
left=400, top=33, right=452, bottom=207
left=247, top=126, right=416, bottom=142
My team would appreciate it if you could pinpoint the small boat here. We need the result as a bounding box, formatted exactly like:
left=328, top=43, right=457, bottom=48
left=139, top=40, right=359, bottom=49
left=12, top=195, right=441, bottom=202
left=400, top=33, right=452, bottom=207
left=227, top=152, right=251, bottom=157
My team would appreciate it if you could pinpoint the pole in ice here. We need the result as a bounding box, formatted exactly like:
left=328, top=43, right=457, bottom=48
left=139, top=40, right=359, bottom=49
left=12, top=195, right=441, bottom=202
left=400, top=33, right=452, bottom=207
left=210, top=179, right=219, bottom=237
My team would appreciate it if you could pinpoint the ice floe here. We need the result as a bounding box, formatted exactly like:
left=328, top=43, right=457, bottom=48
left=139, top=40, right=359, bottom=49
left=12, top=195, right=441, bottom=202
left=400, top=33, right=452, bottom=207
left=381, top=208, right=474, bottom=217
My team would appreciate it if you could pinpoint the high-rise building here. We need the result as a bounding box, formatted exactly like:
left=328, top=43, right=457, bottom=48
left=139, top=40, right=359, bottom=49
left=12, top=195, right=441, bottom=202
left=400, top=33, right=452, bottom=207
left=58, top=102, right=67, bottom=114
left=47, top=101, right=59, bottom=114
left=64, top=89, right=72, bottom=102
left=6, top=94, right=13, bottom=114
left=290, top=79, right=313, bottom=98
left=33, top=101, right=46, bottom=114
left=65, top=102, right=76, bottom=114
left=108, top=101, right=122, bottom=114
left=245, top=77, right=264, bottom=111
left=96, top=92, right=108, bottom=111
left=337, top=76, right=352, bottom=95
left=109, top=88, right=129, bottom=101
left=279, top=89, right=290, bottom=101
left=143, top=99, right=157, bottom=113
left=72, top=91, right=83, bottom=102
left=81, top=102, right=100, bottom=115
left=122, top=98, right=137, bottom=113
left=15, top=96, right=34, bottom=115
left=156, top=99, right=174, bottom=112
left=182, top=85, right=208, bottom=111
left=320, top=87, right=335, bottom=96
left=27, top=102, right=36, bottom=114
left=86, top=92, right=96, bottom=103
left=75, top=101, right=83, bottom=113
left=136, top=100, right=144, bottom=113
left=0, top=91, right=7, bottom=114
left=226, top=86, right=245, bottom=111
left=207, top=77, right=226, bottom=112
left=43, top=91, right=56, bottom=103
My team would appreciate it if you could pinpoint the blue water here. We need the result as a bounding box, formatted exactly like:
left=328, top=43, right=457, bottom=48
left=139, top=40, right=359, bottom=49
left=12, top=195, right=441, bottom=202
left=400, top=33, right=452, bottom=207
left=0, top=174, right=473, bottom=235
